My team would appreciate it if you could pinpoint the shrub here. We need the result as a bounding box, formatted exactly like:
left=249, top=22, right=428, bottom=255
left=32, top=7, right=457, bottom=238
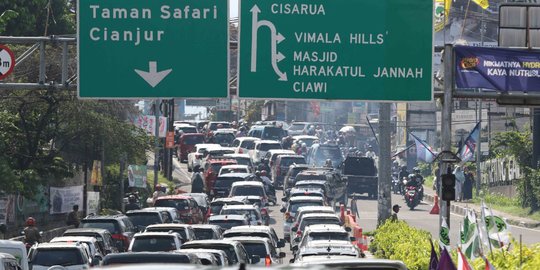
left=370, top=220, right=435, bottom=270
left=471, top=240, right=540, bottom=269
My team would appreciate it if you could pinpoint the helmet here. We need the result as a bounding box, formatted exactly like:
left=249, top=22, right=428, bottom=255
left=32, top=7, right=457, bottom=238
left=128, top=195, right=136, bottom=203
left=255, top=170, right=261, bottom=177
left=408, top=174, right=416, bottom=180
left=302, top=143, right=307, bottom=148
left=26, top=217, right=36, bottom=226
left=260, top=170, right=267, bottom=176
left=413, top=167, right=420, bottom=173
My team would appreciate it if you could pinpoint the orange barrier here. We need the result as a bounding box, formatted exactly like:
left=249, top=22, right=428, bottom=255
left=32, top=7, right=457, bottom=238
left=430, top=195, right=440, bottom=215
left=344, top=212, right=364, bottom=250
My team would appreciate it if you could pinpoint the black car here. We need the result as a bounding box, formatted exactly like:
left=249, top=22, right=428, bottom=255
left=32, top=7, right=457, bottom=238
left=213, top=173, right=254, bottom=198
left=126, top=209, right=169, bottom=232
left=102, top=251, right=200, bottom=265
left=80, top=214, right=136, bottom=252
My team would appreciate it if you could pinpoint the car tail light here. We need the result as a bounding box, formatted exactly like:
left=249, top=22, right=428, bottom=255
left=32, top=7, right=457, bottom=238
left=285, top=212, right=290, bottom=220
left=112, top=233, right=130, bottom=250
left=261, top=208, right=268, bottom=215
left=296, top=230, right=302, bottom=237
left=257, top=221, right=262, bottom=225
left=238, top=148, right=243, bottom=154
left=265, top=255, right=272, bottom=266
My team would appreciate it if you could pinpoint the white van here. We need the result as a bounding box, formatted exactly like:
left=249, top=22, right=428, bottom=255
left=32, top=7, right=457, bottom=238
left=0, top=240, right=28, bottom=270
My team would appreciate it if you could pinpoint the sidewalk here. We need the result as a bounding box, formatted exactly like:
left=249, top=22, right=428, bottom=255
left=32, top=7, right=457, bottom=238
left=146, top=151, right=191, bottom=187
left=423, top=186, right=540, bottom=228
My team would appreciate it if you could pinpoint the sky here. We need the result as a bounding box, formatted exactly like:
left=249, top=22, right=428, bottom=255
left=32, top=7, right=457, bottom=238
left=230, top=0, right=239, bottom=19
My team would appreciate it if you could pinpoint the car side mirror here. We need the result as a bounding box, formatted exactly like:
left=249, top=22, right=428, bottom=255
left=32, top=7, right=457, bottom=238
left=350, top=237, right=356, bottom=242
left=291, top=227, right=298, bottom=232
left=345, top=227, right=352, bottom=232
left=278, top=239, right=286, bottom=248
left=279, top=252, right=286, bottom=258
left=291, top=246, right=298, bottom=252
left=281, top=197, right=287, bottom=202
left=173, top=220, right=180, bottom=223
left=280, top=208, right=286, bottom=213
left=250, top=255, right=261, bottom=264
left=289, top=258, right=295, bottom=264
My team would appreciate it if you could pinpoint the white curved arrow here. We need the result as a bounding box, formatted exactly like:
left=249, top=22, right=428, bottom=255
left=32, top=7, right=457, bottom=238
left=135, top=61, right=172, bottom=88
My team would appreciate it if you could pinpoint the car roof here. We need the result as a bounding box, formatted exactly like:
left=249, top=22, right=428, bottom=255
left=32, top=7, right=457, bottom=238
left=220, top=164, right=249, bottom=169
left=64, top=228, right=111, bottom=234
left=126, top=209, right=163, bottom=214
left=207, top=159, right=237, bottom=164
left=208, top=215, right=247, bottom=221
left=257, top=140, right=282, bottom=144
left=297, top=206, right=335, bottom=213
left=211, top=197, right=247, bottom=203
left=155, top=195, right=192, bottom=200
left=225, top=225, right=273, bottom=233
left=133, top=232, right=180, bottom=238
left=293, top=135, right=319, bottom=140
left=34, top=242, right=86, bottom=249
left=51, top=236, right=98, bottom=243
left=225, top=237, right=272, bottom=245
left=221, top=205, right=258, bottom=210
left=223, top=153, right=251, bottom=158
left=195, top=143, right=221, bottom=149
left=295, top=180, right=327, bottom=184
left=301, top=213, right=340, bottom=219
left=217, top=172, right=253, bottom=178
left=231, top=181, right=263, bottom=187
left=189, top=224, right=222, bottom=230
left=142, top=207, right=178, bottom=212
left=290, top=188, right=324, bottom=194
left=289, top=196, right=325, bottom=202
left=267, top=149, right=294, bottom=154
left=304, top=224, right=347, bottom=233
left=145, top=224, right=191, bottom=229
left=181, top=239, right=240, bottom=246
left=234, top=137, right=260, bottom=141
left=277, top=155, right=305, bottom=159
left=294, top=258, right=408, bottom=269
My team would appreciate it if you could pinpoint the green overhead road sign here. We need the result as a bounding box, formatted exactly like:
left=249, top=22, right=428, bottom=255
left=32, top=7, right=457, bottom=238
left=238, top=0, right=433, bottom=101
left=78, top=0, right=228, bottom=98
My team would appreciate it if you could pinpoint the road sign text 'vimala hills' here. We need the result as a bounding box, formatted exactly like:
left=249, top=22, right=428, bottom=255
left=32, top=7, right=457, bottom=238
left=78, top=0, right=229, bottom=98
left=238, top=0, right=433, bottom=101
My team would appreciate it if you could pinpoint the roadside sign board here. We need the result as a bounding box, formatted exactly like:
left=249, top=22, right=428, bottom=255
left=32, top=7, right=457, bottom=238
left=0, top=44, right=15, bottom=80
left=165, top=131, right=175, bottom=149
left=78, top=0, right=229, bottom=98
left=238, top=0, right=433, bottom=101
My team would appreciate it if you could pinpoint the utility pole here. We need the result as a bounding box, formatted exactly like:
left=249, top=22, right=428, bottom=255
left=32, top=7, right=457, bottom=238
left=377, top=102, right=392, bottom=225
left=476, top=101, right=482, bottom=196
left=168, top=99, right=175, bottom=181
left=440, top=44, right=454, bottom=232
left=153, top=99, right=161, bottom=192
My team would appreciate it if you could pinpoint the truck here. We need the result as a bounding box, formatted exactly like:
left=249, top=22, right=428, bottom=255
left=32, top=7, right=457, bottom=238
left=341, top=156, right=378, bottom=198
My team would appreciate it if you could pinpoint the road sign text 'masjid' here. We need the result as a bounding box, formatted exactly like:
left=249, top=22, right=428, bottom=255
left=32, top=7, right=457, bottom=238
left=238, top=0, right=433, bottom=101
left=78, top=0, right=228, bottom=98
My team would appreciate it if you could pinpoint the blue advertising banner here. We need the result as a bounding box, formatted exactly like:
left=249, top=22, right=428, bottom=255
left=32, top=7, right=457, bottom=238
left=455, top=46, right=540, bottom=91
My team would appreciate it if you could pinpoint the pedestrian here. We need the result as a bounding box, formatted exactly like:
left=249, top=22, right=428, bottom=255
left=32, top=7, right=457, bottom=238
left=66, top=204, right=80, bottom=227
left=23, top=217, right=41, bottom=245
left=390, top=204, right=400, bottom=221
left=453, top=165, right=465, bottom=201
left=462, top=166, right=474, bottom=201
left=125, top=195, right=140, bottom=211
left=191, top=165, right=205, bottom=193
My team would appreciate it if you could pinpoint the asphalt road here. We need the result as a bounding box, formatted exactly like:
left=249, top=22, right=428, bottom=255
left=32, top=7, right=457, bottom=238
left=172, top=160, right=540, bottom=262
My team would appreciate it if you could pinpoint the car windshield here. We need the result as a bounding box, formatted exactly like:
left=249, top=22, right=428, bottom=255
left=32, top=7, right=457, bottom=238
left=211, top=205, right=224, bottom=214
left=224, top=232, right=270, bottom=240
left=315, top=146, right=343, bottom=163
left=281, top=157, right=306, bottom=167
left=240, top=140, right=256, bottom=149
left=308, top=232, right=349, bottom=241
left=215, top=178, right=241, bottom=188
left=193, top=228, right=215, bottom=240
left=183, top=136, right=204, bottom=144
left=208, top=220, right=246, bottom=230
left=300, top=218, right=341, bottom=231
left=127, top=213, right=162, bottom=228
left=289, top=124, right=305, bottom=131
left=231, top=186, right=264, bottom=197
left=32, top=248, right=84, bottom=266
left=221, top=168, right=248, bottom=174
left=295, top=174, right=326, bottom=181
left=233, top=158, right=251, bottom=167
left=131, top=236, right=178, bottom=252
left=154, top=199, right=190, bottom=210
left=214, top=133, right=235, bottom=144
left=262, top=127, right=284, bottom=140
left=81, top=221, right=119, bottom=234
left=295, top=183, right=325, bottom=190
left=301, top=138, right=317, bottom=147
left=241, top=242, right=267, bottom=258
left=209, top=123, right=231, bottom=130
left=183, top=244, right=237, bottom=264
left=259, top=143, right=282, bottom=151
left=145, top=228, right=187, bottom=240
left=220, top=209, right=260, bottom=220
left=178, top=127, right=197, bottom=133
left=290, top=201, right=324, bottom=214
left=188, top=195, right=208, bottom=207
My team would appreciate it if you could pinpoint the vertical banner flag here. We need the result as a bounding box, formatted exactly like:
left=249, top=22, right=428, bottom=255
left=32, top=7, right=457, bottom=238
left=90, top=160, right=102, bottom=186
left=482, top=202, right=511, bottom=249
left=434, top=0, right=452, bottom=32
left=457, top=247, right=474, bottom=270
left=440, top=217, right=451, bottom=251
left=460, top=209, right=481, bottom=260
left=134, top=115, right=167, bottom=138
left=437, top=247, right=457, bottom=270
left=411, top=133, right=437, bottom=163
left=86, top=191, right=100, bottom=215
left=457, top=122, right=480, bottom=163
left=429, top=239, right=439, bottom=270
left=128, top=165, right=148, bottom=188
left=472, top=0, right=489, bottom=10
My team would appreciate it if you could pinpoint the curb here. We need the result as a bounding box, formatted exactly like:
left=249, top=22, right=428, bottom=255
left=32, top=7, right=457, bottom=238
left=423, top=193, right=540, bottom=229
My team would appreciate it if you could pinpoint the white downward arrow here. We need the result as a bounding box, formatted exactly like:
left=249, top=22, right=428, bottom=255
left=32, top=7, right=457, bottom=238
left=134, top=61, right=172, bottom=88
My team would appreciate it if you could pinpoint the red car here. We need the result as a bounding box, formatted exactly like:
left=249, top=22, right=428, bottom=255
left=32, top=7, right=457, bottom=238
left=203, top=159, right=238, bottom=197
left=177, top=133, right=205, bottom=162
left=153, top=195, right=204, bottom=224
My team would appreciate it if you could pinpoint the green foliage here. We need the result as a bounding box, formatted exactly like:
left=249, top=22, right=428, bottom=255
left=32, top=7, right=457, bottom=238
left=244, top=101, right=264, bottom=124
left=0, top=10, right=18, bottom=33
left=490, top=130, right=532, bottom=167
left=416, top=162, right=432, bottom=177
left=370, top=220, right=435, bottom=270
left=471, top=240, right=540, bottom=269
left=0, top=0, right=75, bottom=36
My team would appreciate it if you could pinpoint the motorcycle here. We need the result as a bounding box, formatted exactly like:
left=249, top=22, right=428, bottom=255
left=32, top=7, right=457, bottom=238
left=391, top=174, right=401, bottom=194
left=404, top=186, right=420, bottom=210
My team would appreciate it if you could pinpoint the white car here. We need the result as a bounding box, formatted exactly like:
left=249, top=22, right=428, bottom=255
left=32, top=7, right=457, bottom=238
left=231, top=137, right=260, bottom=154
left=220, top=204, right=263, bottom=226
left=222, top=225, right=285, bottom=249
left=223, top=153, right=255, bottom=170
left=28, top=242, right=93, bottom=270
left=290, top=213, right=342, bottom=245
left=128, top=232, right=183, bottom=252
left=229, top=181, right=268, bottom=207
left=263, top=149, right=296, bottom=168
left=292, top=135, right=320, bottom=148
left=294, top=240, right=360, bottom=262
left=280, top=196, right=326, bottom=241
left=249, top=140, right=283, bottom=164
left=225, top=237, right=285, bottom=266
left=293, top=224, right=353, bottom=253
left=218, top=164, right=251, bottom=176
left=187, top=143, right=220, bottom=172
left=50, top=236, right=103, bottom=265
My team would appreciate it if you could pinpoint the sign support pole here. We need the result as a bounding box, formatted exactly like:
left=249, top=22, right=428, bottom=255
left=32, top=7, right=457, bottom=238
left=440, top=44, right=454, bottom=236
left=377, top=103, right=392, bottom=225
left=154, top=99, right=161, bottom=192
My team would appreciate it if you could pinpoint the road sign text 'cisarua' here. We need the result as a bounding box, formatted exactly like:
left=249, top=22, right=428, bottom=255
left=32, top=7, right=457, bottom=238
left=238, top=0, right=433, bottom=101
left=78, top=0, right=229, bottom=98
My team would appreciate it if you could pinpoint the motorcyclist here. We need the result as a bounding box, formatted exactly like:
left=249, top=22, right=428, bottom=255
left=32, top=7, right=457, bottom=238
left=125, top=195, right=140, bottom=211
left=23, top=217, right=41, bottom=246
left=324, top=159, right=333, bottom=168
left=405, top=173, right=420, bottom=189
left=398, top=166, right=409, bottom=181
left=282, top=135, right=294, bottom=150
left=300, top=143, right=308, bottom=157
left=365, top=146, right=377, bottom=159
left=259, top=170, right=276, bottom=203
left=412, top=167, right=425, bottom=199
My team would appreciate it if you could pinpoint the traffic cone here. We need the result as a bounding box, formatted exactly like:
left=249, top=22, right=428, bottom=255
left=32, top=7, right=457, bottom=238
left=362, top=236, right=369, bottom=251
left=430, top=195, right=440, bottom=214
